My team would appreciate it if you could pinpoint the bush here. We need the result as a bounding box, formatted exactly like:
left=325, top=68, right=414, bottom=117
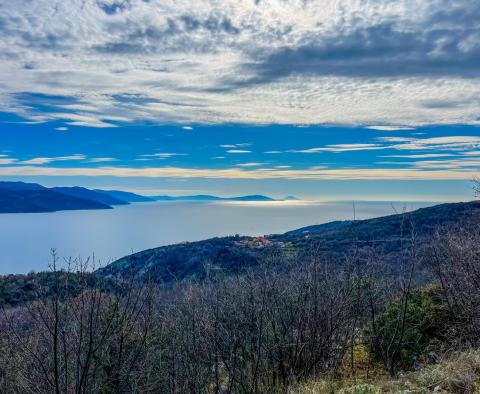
left=368, top=284, right=448, bottom=372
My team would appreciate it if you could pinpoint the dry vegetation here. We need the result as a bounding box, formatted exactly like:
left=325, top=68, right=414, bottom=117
left=1, top=209, right=480, bottom=393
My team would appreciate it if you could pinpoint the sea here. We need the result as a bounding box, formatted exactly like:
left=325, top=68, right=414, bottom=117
left=0, top=200, right=436, bottom=274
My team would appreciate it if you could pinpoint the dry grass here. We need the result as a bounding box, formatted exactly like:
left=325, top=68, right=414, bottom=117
left=410, top=350, right=480, bottom=393
left=289, top=350, right=480, bottom=394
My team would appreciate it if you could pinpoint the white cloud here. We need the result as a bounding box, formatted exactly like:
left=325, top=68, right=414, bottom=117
left=0, top=158, right=17, bottom=165
left=0, top=0, right=479, bottom=126
left=182, top=126, right=193, bottom=130
left=226, top=149, right=251, bottom=154
left=140, top=152, right=187, bottom=159
left=289, top=144, right=386, bottom=153
left=410, top=158, right=480, bottom=170
left=19, top=154, right=86, bottom=165
left=88, top=157, right=117, bottom=163
left=0, top=164, right=476, bottom=181
left=379, top=136, right=480, bottom=151
left=393, top=136, right=480, bottom=151
left=380, top=154, right=455, bottom=159
left=379, top=137, right=412, bottom=143
left=55, top=127, right=69, bottom=131
left=221, top=143, right=251, bottom=149
left=236, top=162, right=263, bottom=167
left=366, top=126, right=416, bottom=131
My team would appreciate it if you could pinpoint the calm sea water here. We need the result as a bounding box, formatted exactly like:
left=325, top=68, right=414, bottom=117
left=0, top=200, right=435, bottom=274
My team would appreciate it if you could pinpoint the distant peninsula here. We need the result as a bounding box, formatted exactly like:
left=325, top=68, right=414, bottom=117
left=0, top=181, right=297, bottom=213
left=0, top=182, right=150, bottom=213
left=151, top=194, right=299, bottom=202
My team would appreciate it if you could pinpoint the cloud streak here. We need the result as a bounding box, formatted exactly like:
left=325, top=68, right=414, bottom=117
left=0, top=164, right=476, bottom=181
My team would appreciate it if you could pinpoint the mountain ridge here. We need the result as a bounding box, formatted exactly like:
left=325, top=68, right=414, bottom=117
left=151, top=194, right=296, bottom=201
left=94, top=189, right=154, bottom=203
left=0, top=181, right=46, bottom=190
left=0, top=189, right=111, bottom=213
left=51, top=187, right=129, bottom=206
left=98, top=200, right=480, bottom=283
left=0, top=181, right=157, bottom=213
left=0, top=181, right=296, bottom=213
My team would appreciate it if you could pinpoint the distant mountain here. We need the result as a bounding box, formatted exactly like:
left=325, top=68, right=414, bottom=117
left=151, top=194, right=291, bottom=201
left=0, top=189, right=111, bottom=213
left=0, top=182, right=160, bottom=213
left=228, top=195, right=275, bottom=201
left=98, top=200, right=480, bottom=284
left=51, top=187, right=128, bottom=206
left=0, top=181, right=46, bottom=190
left=94, top=189, right=154, bottom=203
left=153, top=195, right=225, bottom=201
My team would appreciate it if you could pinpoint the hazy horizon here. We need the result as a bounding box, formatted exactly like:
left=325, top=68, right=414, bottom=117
left=0, top=199, right=435, bottom=274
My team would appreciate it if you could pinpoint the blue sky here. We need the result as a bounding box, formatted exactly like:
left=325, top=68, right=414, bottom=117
left=0, top=1, right=479, bottom=200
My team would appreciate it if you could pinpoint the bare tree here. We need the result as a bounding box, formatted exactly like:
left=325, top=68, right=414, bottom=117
left=1, top=251, right=153, bottom=393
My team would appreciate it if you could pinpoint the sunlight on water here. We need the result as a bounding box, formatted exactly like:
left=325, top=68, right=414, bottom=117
left=0, top=200, right=435, bottom=274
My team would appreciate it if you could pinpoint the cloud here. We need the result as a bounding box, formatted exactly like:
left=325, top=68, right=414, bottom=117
left=55, top=126, right=69, bottom=131
left=0, top=158, right=17, bottom=165
left=289, top=144, right=386, bottom=153
left=88, top=157, right=118, bottom=163
left=0, top=0, right=479, bottom=126
left=226, top=149, right=251, bottom=154
left=380, top=154, right=455, bottom=159
left=410, top=158, right=480, bottom=170
left=0, top=164, right=476, bottom=181
left=379, top=135, right=480, bottom=151
left=221, top=143, right=251, bottom=148
left=140, top=152, right=187, bottom=159
left=236, top=162, right=263, bottom=167
left=182, top=126, right=193, bottom=130
left=19, top=154, right=86, bottom=165
left=274, top=135, right=480, bottom=157
left=245, top=18, right=480, bottom=84
left=367, top=126, right=416, bottom=131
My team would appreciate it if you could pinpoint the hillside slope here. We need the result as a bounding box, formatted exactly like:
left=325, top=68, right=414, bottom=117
left=0, top=189, right=111, bottom=213
left=94, top=189, right=153, bottom=202
left=51, top=187, right=128, bottom=206
left=0, top=181, right=46, bottom=190
left=98, top=200, right=480, bottom=283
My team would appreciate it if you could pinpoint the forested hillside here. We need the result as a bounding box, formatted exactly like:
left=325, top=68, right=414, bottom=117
left=99, top=200, right=480, bottom=283
left=2, top=201, right=480, bottom=393
left=0, top=188, right=111, bottom=213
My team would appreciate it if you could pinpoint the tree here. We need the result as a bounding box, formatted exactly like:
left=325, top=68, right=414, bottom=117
left=0, top=252, right=153, bottom=393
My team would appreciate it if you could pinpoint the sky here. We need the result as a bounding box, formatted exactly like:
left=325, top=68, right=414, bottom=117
left=0, top=0, right=479, bottom=201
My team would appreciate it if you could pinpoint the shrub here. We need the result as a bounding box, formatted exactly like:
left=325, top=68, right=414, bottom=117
left=368, top=284, right=448, bottom=373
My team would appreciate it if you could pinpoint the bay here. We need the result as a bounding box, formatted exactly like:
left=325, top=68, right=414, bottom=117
left=0, top=200, right=434, bottom=274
